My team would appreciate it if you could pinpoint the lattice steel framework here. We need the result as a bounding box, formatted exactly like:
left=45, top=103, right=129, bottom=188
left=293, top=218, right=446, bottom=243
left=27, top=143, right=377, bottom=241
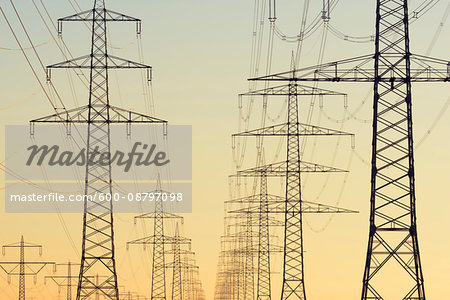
left=282, top=82, right=305, bottom=299
left=362, top=1, right=424, bottom=298
left=151, top=197, right=167, bottom=300
left=127, top=194, right=187, bottom=300
left=45, top=262, right=81, bottom=300
left=231, top=82, right=354, bottom=300
left=0, top=236, right=54, bottom=300
left=180, top=252, right=201, bottom=300
left=257, top=170, right=271, bottom=300
left=171, top=224, right=183, bottom=300
left=250, top=1, right=450, bottom=299
left=31, top=1, right=166, bottom=299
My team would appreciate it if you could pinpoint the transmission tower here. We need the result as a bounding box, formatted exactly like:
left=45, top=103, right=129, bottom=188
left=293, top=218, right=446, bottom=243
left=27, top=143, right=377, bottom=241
left=165, top=246, right=203, bottom=300
left=227, top=162, right=356, bottom=299
left=257, top=169, right=271, bottom=300
left=127, top=191, right=189, bottom=300
left=118, top=290, right=149, bottom=300
left=170, top=224, right=183, bottom=300
left=226, top=182, right=277, bottom=300
left=45, top=261, right=80, bottom=300
left=180, top=252, right=201, bottom=300
left=214, top=239, right=241, bottom=300
left=229, top=78, right=355, bottom=299
left=31, top=1, right=166, bottom=299
left=0, top=236, right=55, bottom=300
left=250, top=1, right=450, bottom=298
left=226, top=168, right=339, bottom=300
left=217, top=232, right=255, bottom=300
left=128, top=212, right=203, bottom=300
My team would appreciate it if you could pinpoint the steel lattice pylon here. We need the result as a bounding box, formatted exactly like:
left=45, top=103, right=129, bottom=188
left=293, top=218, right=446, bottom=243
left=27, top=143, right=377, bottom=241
left=361, top=1, right=424, bottom=298
left=250, top=1, right=450, bottom=298
left=171, top=225, right=183, bottom=300
left=151, top=197, right=167, bottom=300
left=75, top=2, right=119, bottom=297
left=281, top=82, right=305, bottom=299
left=230, top=80, right=354, bottom=300
left=257, top=170, right=271, bottom=300
left=31, top=1, right=166, bottom=299
left=45, top=262, right=81, bottom=300
left=127, top=190, right=193, bottom=300
left=0, top=237, right=54, bottom=300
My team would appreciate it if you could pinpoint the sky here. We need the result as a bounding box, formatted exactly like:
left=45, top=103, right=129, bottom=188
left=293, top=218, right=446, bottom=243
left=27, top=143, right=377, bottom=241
left=0, top=0, right=450, bottom=299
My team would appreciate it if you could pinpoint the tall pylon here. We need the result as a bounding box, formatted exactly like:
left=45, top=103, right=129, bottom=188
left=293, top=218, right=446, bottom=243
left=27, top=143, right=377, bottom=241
left=31, top=1, right=166, bottom=299
left=250, top=1, right=450, bottom=298
left=362, top=1, right=425, bottom=298
left=231, top=77, right=355, bottom=299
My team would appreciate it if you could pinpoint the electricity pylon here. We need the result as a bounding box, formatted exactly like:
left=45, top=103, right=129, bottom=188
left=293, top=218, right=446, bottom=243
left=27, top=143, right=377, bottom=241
left=31, top=1, right=166, bottom=299
left=165, top=245, right=203, bottom=300
left=218, top=232, right=258, bottom=300
left=170, top=224, right=183, bottom=300
left=118, top=290, right=149, bottom=300
left=128, top=214, right=202, bottom=300
left=180, top=252, right=201, bottom=300
left=257, top=169, right=271, bottom=300
left=127, top=191, right=187, bottom=300
left=214, top=240, right=241, bottom=300
left=226, top=180, right=276, bottom=300
left=250, top=1, right=450, bottom=298
left=219, top=220, right=282, bottom=300
left=0, top=236, right=55, bottom=300
left=231, top=79, right=355, bottom=299
left=45, top=261, right=80, bottom=300
left=228, top=162, right=356, bottom=299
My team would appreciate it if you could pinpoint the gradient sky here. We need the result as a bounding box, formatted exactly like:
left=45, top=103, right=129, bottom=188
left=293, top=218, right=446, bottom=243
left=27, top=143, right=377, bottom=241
left=0, top=0, right=450, bottom=299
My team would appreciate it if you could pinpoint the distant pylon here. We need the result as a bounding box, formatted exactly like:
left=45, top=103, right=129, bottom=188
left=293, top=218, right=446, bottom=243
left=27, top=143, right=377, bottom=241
left=45, top=261, right=80, bottom=300
left=127, top=186, right=187, bottom=300
left=0, top=236, right=55, bottom=300
left=171, top=224, right=183, bottom=300
left=150, top=190, right=168, bottom=300
left=257, top=168, right=270, bottom=300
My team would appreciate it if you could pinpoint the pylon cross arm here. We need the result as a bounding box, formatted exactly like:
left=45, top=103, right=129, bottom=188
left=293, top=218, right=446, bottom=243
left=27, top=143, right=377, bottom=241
left=57, top=9, right=142, bottom=35
left=0, top=262, right=54, bottom=275
left=135, top=212, right=184, bottom=221
left=46, top=55, right=152, bottom=81
left=226, top=218, right=284, bottom=227
left=233, top=123, right=354, bottom=137
left=239, top=83, right=346, bottom=96
left=225, top=193, right=284, bottom=204
left=248, top=53, right=450, bottom=82
left=127, top=235, right=191, bottom=246
left=228, top=200, right=357, bottom=214
left=30, top=105, right=167, bottom=124
left=58, top=9, right=140, bottom=23
left=230, top=161, right=347, bottom=177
